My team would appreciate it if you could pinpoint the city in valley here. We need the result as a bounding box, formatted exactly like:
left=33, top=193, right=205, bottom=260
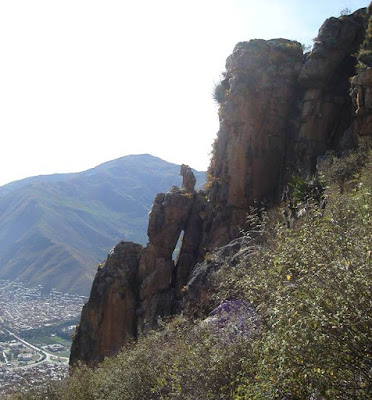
left=0, top=280, right=86, bottom=395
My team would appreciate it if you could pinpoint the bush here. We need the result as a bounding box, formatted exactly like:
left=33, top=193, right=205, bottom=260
left=212, top=75, right=229, bottom=105
left=18, top=317, right=253, bottom=400
left=215, top=152, right=372, bottom=399
left=320, top=137, right=371, bottom=193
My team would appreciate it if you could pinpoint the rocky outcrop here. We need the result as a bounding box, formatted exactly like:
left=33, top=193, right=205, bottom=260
left=206, top=39, right=303, bottom=248
left=351, top=6, right=372, bottom=138
left=71, top=7, right=372, bottom=368
left=137, top=185, right=203, bottom=331
left=180, top=164, right=196, bottom=192
left=351, top=69, right=372, bottom=136
left=184, top=236, right=258, bottom=318
left=71, top=168, right=206, bottom=365
left=70, top=241, right=143, bottom=365
left=297, top=10, right=366, bottom=171
left=202, top=300, right=260, bottom=340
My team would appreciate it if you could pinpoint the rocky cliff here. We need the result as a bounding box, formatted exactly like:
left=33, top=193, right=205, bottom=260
left=70, top=6, right=372, bottom=366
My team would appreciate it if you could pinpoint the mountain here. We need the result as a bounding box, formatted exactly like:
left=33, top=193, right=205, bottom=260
left=0, top=154, right=205, bottom=294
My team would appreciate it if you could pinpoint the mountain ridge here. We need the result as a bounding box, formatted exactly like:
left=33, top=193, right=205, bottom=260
left=0, top=154, right=205, bottom=294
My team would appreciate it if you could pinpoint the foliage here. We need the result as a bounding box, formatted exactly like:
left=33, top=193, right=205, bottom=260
left=16, top=149, right=372, bottom=399
left=288, top=174, right=324, bottom=204
left=18, top=318, right=252, bottom=400
left=271, top=40, right=303, bottom=58
left=301, top=43, right=312, bottom=53
left=215, top=151, right=372, bottom=399
left=340, top=7, right=351, bottom=16
left=319, top=137, right=371, bottom=192
left=357, top=15, right=372, bottom=66
left=212, top=75, right=229, bottom=105
left=205, top=137, right=219, bottom=191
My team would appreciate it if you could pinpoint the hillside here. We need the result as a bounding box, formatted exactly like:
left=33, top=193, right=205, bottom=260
left=0, top=154, right=205, bottom=294
left=70, top=3, right=371, bottom=367
left=26, top=145, right=372, bottom=400
left=9, top=3, right=372, bottom=399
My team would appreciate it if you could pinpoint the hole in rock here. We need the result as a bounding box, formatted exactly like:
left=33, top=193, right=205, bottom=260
left=172, top=230, right=184, bottom=263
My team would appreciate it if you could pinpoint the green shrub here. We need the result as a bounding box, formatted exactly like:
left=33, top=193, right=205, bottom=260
left=18, top=317, right=253, bottom=400
left=320, top=137, right=371, bottom=193
left=212, top=75, right=229, bottom=105
left=214, top=153, right=372, bottom=399
left=357, top=15, right=372, bottom=66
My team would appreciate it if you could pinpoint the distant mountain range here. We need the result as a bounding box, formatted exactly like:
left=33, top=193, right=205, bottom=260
left=0, top=154, right=205, bottom=295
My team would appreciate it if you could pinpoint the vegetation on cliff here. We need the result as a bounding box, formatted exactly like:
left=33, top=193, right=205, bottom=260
left=17, top=142, right=372, bottom=399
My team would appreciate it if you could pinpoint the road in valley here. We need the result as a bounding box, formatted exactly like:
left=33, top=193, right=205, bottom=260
left=5, top=329, right=69, bottom=369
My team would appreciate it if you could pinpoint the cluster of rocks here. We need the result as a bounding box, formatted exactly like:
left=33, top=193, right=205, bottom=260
left=70, top=6, right=372, bottom=366
left=70, top=166, right=206, bottom=364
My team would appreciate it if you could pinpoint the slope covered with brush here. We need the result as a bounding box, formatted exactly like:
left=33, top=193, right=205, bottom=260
left=18, top=141, right=372, bottom=400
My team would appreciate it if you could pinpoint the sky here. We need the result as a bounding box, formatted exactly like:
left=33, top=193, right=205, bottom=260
left=0, top=0, right=368, bottom=186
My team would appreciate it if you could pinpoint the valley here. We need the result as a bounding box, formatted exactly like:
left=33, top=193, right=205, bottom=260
left=0, top=280, right=86, bottom=395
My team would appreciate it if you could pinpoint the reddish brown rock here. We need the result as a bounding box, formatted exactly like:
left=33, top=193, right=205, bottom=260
left=70, top=185, right=206, bottom=365
left=137, top=186, right=203, bottom=330
left=180, top=164, right=196, bottom=192
left=206, top=39, right=303, bottom=248
left=173, top=193, right=205, bottom=295
left=351, top=4, right=372, bottom=140
left=70, top=241, right=143, bottom=366
left=351, top=68, right=372, bottom=137
left=297, top=10, right=365, bottom=170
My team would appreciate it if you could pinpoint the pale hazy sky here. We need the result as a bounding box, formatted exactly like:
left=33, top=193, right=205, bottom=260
left=0, top=0, right=368, bottom=186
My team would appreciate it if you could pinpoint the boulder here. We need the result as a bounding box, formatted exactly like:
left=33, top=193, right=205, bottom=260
left=203, top=300, right=260, bottom=341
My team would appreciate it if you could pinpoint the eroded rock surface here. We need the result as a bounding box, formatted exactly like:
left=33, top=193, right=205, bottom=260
left=206, top=39, right=303, bottom=248
left=351, top=68, right=372, bottom=137
left=137, top=186, right=203, bottom=331
left=71, top=169, right=205, bottom=365
left=180, top=164, right=196, bottom=192
left=70, top=241, right=143, bottom=365
left=297, top=10, right=366, bottom=170
left=351, top=5, right=372, bottom=139
left=184, top=236, right=258, bottom=318
left=203, top=300, right=260, bottom=340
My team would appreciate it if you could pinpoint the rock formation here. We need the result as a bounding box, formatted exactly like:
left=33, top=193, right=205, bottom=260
left=351, top=6, right=372, bottom=138
left=70, top=241, right=143, bottom=364
left=137, top=184, right=203, bottom=332
left=71, top=167, right=206, bottom=365
left=71, top=6, right=372, bottom=367
left=206, top=39, right=303, bottom=248
left=297, top=10, right=366, bottom=171
left=180, top=164, right=196, bottom=192
left=352, top=69, right=372, bottom=136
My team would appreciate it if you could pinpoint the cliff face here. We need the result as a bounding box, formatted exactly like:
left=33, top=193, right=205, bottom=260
left=71, top=7, right=371, bottom=366
left=297, top=10, right=366, bottom=170
left=71, top=167, right=206, bottom=364
left=70, top=241, right=142, bottom=363
left=206, top=39, right=303, bottom=248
